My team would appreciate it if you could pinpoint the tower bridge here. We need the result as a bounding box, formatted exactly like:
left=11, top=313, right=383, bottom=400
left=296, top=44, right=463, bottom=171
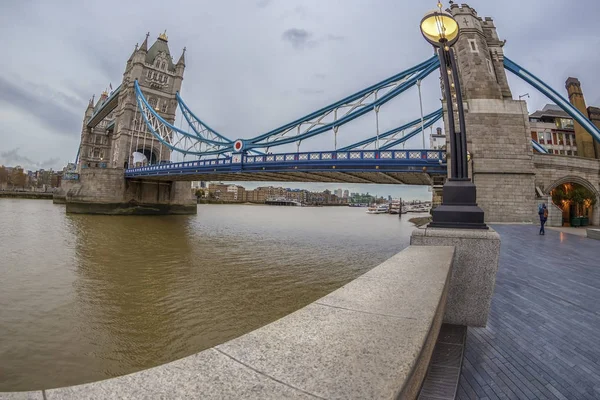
left=57, top=4, right=600, bottom=225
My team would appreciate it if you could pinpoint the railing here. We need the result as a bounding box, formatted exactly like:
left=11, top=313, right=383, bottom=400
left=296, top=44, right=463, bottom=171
left=125, top=150, right=446, bottom=174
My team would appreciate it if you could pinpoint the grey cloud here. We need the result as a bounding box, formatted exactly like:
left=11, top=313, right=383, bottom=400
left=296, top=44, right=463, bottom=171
left=256, top=0, right=271, bottom=8
left=282, top=28, right=313, bottom=49
left=282, top=29, right=346, bottom=50
left=313, top=73, right=327, bottom=79
left=0, top=148, right=61, bottom=171
left=0, top=76, right=82, bottom=136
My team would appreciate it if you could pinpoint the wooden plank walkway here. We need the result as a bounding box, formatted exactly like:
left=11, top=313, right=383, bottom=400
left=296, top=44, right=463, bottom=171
left=457, top=225, right=600, bottom=400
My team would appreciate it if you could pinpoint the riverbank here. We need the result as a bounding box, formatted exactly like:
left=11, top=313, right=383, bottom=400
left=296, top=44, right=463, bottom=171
left=196, top=199, right=348, bottom=206
left=0, top=191, right=53, bottom=200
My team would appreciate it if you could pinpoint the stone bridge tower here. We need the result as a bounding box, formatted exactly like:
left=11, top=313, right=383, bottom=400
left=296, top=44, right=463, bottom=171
left=112, top=32, right=185, bottom=168
left=60, top=32, right=196, bottom=215
left=445, top=4, right=535, bottom=223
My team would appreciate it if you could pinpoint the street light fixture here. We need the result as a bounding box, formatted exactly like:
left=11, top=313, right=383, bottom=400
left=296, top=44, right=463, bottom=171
left=420, top=2, right=487, bottom=229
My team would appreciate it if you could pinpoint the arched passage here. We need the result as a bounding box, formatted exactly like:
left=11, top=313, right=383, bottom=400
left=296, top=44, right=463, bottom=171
left=545, top=175, right=599, bottom=227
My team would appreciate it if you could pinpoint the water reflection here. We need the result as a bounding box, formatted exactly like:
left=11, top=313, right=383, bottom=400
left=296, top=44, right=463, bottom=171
left=0, top=201, right=418, bottom=391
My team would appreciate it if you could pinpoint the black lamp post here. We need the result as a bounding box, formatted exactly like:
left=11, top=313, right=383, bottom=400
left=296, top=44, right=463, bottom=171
left=420, top=2, right=487, bottom=229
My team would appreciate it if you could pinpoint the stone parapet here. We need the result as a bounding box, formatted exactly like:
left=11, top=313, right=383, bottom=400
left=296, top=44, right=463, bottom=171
left=411, top=227, right=500, bottom=327
left=3, top=246, right=455, bottom=399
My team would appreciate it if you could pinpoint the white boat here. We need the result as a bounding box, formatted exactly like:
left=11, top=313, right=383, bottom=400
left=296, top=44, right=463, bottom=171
left=366, top=204, right=389, bottom=214
left=389, top=201, right=401, bottom=214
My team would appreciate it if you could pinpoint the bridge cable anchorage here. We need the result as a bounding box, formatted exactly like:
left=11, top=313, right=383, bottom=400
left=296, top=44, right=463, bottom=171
left=504, top=57, right=600, bottom=144
left=243, top=56, right=440, bottom=151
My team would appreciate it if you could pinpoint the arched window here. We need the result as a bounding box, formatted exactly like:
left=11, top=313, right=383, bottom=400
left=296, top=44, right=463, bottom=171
left=149, top=98, right=158, bottom=109
left=155, top=60, right=160, bottom=68
left=152, top=71, right=157, bottom=79
left=161, top=62, right=166, bottom=70
left=147, top=70, right=152, bottom=78
left=161, top=101, right=167, bottom=113
left=165, top=76, right=169, bottom=84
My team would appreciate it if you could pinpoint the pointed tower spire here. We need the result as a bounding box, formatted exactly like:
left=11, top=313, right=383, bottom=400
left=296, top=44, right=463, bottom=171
left=140, top=32, right=150, bottom=52
left=88, top=95, right=95, bottom=109
left=177, top=47, right=186, bottom=66
left=128, top=43, right=138, bottom=62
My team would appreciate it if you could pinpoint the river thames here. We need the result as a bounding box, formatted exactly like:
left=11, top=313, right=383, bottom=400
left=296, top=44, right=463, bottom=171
left=0, top=199, right=423, bottom=391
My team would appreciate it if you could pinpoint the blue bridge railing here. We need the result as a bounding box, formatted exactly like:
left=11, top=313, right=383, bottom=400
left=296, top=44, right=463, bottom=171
left=125, top=149, right=447, bottom=178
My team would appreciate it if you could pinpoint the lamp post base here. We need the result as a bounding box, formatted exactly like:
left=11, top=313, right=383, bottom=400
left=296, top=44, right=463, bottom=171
left=428, top=179, right=488, bottom=230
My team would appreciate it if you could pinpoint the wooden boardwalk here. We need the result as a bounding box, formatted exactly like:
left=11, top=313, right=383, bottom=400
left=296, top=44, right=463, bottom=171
left=457, top=225, right=600, bottom=400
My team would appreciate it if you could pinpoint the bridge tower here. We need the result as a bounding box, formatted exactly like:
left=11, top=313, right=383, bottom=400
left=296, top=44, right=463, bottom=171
left=112, top=31, right=185, bottom=168
left=445, top=4, right=535, bottom=223
left=61, top=32, right=196, bottom=215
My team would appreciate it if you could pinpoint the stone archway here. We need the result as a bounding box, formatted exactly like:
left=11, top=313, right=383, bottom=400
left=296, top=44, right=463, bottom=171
left=545, top=175, right=600, bottom=226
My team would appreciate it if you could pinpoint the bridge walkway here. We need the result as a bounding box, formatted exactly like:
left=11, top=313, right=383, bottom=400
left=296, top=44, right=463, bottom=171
left=457, top=225, right=600, bottom=399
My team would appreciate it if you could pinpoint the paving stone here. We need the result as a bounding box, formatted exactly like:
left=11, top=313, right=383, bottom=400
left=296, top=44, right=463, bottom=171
left=457, top=225, right=600, bottom=400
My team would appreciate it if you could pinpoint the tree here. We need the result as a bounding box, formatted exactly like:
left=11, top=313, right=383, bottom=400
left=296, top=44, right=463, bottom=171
left=0, top=166, right=7, bottom=186
left=195, top=189, right=205, bottom=198
left=10, top=166, right=26, bottom=189
left=551, top=183, right=597, bottom=217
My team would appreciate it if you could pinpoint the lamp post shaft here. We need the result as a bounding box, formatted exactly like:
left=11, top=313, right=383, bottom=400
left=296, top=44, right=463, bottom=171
left=437, top=47, right=460, bottom=179
left=448, top=47, right=469, bottom=180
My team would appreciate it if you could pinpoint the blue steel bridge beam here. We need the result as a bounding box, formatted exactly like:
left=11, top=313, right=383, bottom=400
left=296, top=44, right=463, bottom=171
left=248, top=56, right=440, bottom=144
left=338, top=109, right=443, bottom=151
left=504, top=57, right=600, bottom=144
left=246, top=59, right=441, bottom=150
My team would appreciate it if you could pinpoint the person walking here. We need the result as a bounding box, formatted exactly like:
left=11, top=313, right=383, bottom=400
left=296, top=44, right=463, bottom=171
left=538, top=203, right=548, bottom=235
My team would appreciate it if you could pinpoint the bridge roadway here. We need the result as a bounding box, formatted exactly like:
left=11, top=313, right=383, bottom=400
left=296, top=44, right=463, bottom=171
left=124, top=149, right=447, bottom=185
left=457, top=225, right=600, bottom=399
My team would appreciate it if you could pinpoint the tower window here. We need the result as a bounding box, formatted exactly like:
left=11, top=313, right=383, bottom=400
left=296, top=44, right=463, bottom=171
left=149, top=98, right=158, bottom=108
left=161, top=62, right=166, bottom=70
left=486, top=59, right=494, bottom=74
left=147, top=70, right=152, bottom=78
left=161, top=101, right=167, bottom=113
left=165, top=76, right=169, bottom=84
left=468, top=39, right=478, bottom=53
left=152, top=71, right=157, bottom=79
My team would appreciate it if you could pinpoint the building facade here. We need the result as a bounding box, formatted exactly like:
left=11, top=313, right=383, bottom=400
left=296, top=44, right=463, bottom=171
left=429, top=127, right=446, bottom=150
left=530, top=105, right=577, bottom=156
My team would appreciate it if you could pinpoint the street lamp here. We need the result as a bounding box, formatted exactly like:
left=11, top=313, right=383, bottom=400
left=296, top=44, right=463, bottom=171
left=420, top=2, right=487, bottom=229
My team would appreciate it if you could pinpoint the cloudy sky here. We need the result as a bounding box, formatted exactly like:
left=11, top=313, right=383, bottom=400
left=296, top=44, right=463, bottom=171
left=1, top=0, right=599, bottom=198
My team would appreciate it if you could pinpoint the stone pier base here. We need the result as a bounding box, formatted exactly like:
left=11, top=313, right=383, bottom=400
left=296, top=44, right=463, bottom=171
left=410, top=226, right=500, bottom=327
left=63, top=168, right=196, bottom=215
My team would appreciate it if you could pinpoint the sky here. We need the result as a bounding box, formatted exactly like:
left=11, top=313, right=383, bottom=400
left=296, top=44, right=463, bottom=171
left=1, top=0, right=599, bottom=199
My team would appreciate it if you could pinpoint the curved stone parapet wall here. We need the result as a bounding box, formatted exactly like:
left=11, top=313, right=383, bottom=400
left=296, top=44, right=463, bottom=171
left=3, top=246, right=455, bottom=400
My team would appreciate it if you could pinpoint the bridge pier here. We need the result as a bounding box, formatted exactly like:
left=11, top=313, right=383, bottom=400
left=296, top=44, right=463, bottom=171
left=64, top=168, right=196, bottom=215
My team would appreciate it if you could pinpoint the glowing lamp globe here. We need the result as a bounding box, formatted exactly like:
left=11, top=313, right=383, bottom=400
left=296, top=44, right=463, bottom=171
left=420, top=9, right=460, bottom=47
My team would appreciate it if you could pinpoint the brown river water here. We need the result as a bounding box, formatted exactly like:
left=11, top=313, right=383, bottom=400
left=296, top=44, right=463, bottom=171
left=0, top=199, right=421, bottom=391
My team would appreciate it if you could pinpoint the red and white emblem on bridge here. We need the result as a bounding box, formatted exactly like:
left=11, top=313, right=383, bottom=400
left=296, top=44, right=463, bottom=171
left=234, top=140, right=244, bottom=152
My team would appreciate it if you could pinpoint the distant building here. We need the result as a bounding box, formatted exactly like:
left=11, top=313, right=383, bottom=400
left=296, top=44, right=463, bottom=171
left=529, top=104, right=577, bottom=156
left=334, top=188, right=343, bottom=198
left=430, top=127, right=446, bottom=150
left=343, top=190, right=349, bottom=199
